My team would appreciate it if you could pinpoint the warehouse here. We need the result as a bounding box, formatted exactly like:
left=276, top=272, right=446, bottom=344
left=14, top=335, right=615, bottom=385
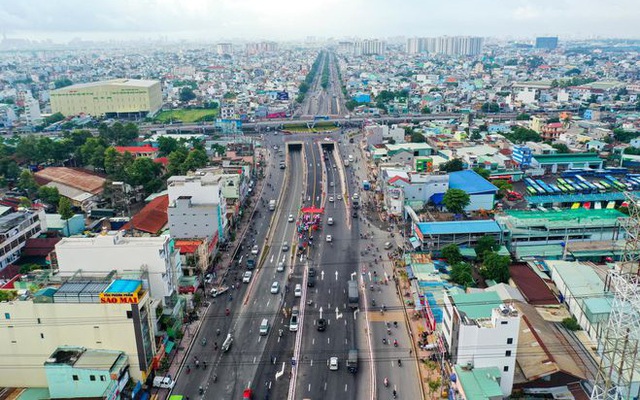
left=50, top=79, right=162, bottom=118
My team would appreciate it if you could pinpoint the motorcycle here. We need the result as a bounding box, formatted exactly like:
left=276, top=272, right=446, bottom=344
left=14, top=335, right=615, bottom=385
left=397, top=359, right=402, bottom=366
left=371, top=299, right=376, bottom=307
left=201, top=338, right=207, bottom=346
left=384, top=377, right=389, bottom=387
left=394, top=339, right=398, bottom=347
left=199, top=386, right=204, bottom=395
left=393, top=389, right=397, bottom=398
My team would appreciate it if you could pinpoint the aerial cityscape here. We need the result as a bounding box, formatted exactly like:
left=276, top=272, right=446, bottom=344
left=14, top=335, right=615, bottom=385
left=2, top=1, right=640, bottom=400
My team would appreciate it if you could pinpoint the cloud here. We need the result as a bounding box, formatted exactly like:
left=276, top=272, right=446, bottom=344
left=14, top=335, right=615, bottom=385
left=513, top=5, right=541, bottom=21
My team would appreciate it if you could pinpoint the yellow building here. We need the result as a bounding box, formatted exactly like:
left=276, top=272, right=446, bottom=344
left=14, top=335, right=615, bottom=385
left=0, top=278, right=157, bottom=388
left=50, top=79, right=162, bottom=117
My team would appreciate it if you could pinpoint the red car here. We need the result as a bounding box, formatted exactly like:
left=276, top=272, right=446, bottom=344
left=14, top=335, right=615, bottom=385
left=243, top=389, right=253, bottom=399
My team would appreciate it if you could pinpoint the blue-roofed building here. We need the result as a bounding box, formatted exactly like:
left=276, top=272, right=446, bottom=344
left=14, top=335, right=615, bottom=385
left=413, top=219, right=503, bottom=250
left=449, top=170, right=498, bottom=211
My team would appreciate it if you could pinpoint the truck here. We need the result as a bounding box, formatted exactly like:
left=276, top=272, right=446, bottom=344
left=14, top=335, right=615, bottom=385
left=269, top=199, right=276, bottom=211
left=348, top=280, right=359, bottom=309
left=209, top=286, right=230, bottom=298
left=347, top=349, right=358, bottom=373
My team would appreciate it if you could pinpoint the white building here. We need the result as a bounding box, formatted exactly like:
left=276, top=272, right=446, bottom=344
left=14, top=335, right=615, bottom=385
left=55, top=232, right=181, bottom=308
left=167, top=173, right=228, bottom=240
left=0, top=209, right=47, bottom=270
left=443, top=291, right=520, bottom=397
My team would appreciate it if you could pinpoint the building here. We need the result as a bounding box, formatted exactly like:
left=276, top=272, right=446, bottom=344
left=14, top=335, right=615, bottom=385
left=55, top=231, right=181, bottom=309
left=167, top=173, right=228, bottom=242
left=409, top=36, right=484, bottom=56
left=0, top=278, right=156, bottom=386
left=216, top=42, right=233, bottom=55
left=34, top=167, right=107, bottom=211
left=0, top=103, right=17, bottom=127
left=511, top=145, right=533, bottom=167
left=448, top=170, right=498, bottom=211
left=498, top=209, right=626, bottom=260
left=443, top=291, right=520, bottom=397
left=0, top=209, right=47, bottom=270
left=114, top=144, right=160, bottom=159
left=412, top=220, right=503, bottom=251
left=45, top=347, right=130, bottom=400
left=50, top=79, right=162, bottom=117
left=535, top=37, right=558, bottom=50
left=530, top=153, right=604, bottom=174
left=168, top=196, right=220, bottom=245
left=354, top=39, right=386, bottom=56
left=452, top=365, right=503, bottom=400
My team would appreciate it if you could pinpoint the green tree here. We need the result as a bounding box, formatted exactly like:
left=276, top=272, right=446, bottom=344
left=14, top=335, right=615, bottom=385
left=15, top=135, right=41, bottom=163
left=440, top=158, right=464, bottom=172
left=450, top=262, right=475, bottom=287
left=441, top=244, right=462, bottom=264
left=58, top=197, right=74, bottom=236
left=475, top=235, right=499, bottom=260
left=345, top=100, right=358, bottom=111
left=180, top=87, right=197, bottom=102
left=17, top=170, right=38, bottom=198
left=561, top=316, right=581, bottom=331
left=473, top=167, right=490, bottom=180
left=503, top=126, right=542, bottom=143
left=126, top=157, right=163, bottom=194
left=43, top=112, right=65, bottom=125
left=79, top=138, right=107, bottom=170
left=492, top=179, right=513, bottom=194
left=421, top=106, right=431, bottom=114
left=54, top=78, right=73, bottom=89
left=410, top=131, right=425, bottom=143
left=480, top=252, right=511, bottom=283
left=168, top=147, right=189, bottom=175
left=481, top=102, right=500, bottom=113
left=443, top=188, right=470, bottom=215
left=470, top=131, right=482, bottom=141
left=552, top=143, right=570, bottom=153
left=38, top=186, right=60, bottom=206
left=182, top=149, right=209, bottom=172
left=516, top=113, right=531, bottom=121
left=157, top=136, right=180, bottom=156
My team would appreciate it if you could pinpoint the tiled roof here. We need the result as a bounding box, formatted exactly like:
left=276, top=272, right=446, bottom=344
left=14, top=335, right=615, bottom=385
left=34, top=167, right=106, bottom=195
left=123, top=195, right=168, bottom=234
left=114, top=144, right=159, bottom=154
left=23, top=238, right=62, bottom=257
left=175, top=239, right=204, bottom=254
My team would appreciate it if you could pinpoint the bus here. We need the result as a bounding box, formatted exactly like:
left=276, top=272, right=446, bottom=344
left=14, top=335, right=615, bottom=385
left=600, top=180, right=612, bottom=190
left=526, top=186, right=538, bottom=195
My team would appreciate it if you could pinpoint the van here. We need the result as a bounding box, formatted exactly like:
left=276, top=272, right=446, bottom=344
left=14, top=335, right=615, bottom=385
left=153, top=376, right=175, bottom=389
left=259, top=318, right=270, bottom=336
left=347, top=349, right=358, bottom=373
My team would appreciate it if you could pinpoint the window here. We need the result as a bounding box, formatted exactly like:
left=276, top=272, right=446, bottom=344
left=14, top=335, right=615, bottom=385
left=100, top=375, right=107, bottom=381
left=73, top=375, right=79, bottom=381
left=503, top=366, right=509, bottom=372
left=507, top=338, right=513, bottom=345
left=4, top=313, right=9, bottom=320
left=505, top=350, right=511, bottom=357
left=90, top=375, right=96, bottom=381
left=501, top=321, right=508, bottom=325
left=40, top=333, right=44, bottom=339
left=126, top=311, right=133, bottom=319
left=37, top=318, right=41, bottom=324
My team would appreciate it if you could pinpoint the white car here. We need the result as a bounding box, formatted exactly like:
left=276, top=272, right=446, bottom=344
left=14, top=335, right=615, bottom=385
left=326, top=235, right=332, bottom=242
left=288, top=214, right=294, bottom=222
left=337, top=194, right=342, bottom=200
left=270, top=281, right=280, bottom=294
left=242, top=271, right=252, bottom=283
left=329, top=357, right=339, bottom=371
left=282, top=242, right=289, bottom=252
left=205, top=273, right=213, bottom=284
left=251, top=245, right=259, bottom=255
left=277, top=261, right=285, bottom=272
left=294, top=284, right=302, bottom=297
left=328, top=196, right=334, bottom=202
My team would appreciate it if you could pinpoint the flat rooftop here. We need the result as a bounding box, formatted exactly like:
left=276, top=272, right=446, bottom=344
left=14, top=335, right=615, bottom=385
left=54, top=78, right=159, bottom=91
left=451, top=291, right=502, bottom=320
left=416, top=220, right=502, bottom=236
left=532, top=153, right=603, bottom=164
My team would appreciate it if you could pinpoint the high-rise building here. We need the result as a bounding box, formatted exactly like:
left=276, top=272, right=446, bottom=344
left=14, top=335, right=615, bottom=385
left=354, top=39, right=386, bottom=56
left=405, top=36, right=483, bottom=56
left=535, top=36, right=558, bottom=50
left=245, top=41, right=278, bottom=55
left=216, top=42, right=233, bottom=55
left=50, top=79, right=162, bottom=117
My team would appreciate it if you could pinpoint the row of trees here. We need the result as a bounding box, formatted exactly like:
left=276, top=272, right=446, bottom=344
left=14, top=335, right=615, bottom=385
left=296, top=52, right=324, bottom=103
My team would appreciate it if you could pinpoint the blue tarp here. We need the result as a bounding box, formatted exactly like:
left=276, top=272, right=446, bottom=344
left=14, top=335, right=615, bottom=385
left=430, top=193, right=445, bottom=205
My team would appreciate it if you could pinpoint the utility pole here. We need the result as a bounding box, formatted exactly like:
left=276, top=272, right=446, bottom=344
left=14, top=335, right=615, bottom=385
left=591, top=193, right=640, bottom=400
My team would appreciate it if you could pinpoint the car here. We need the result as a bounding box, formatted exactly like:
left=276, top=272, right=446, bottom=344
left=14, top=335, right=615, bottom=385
left=288, top=214, right=294, bottom=222
left=317, top=318, right=327, bottom=331
left=205, top=273, right=213, bottom=284
left=337, top=194, right=342, bottom=200
left=277, top=261, right=285, bottom=272
left=308, top=268, right=316, bottom=277
left=251, top=245, right=259, bottom=255
left=270, top=281, right=280, bottom=294
left=330, top=182, right=335, bottom=187
left=327, top=217, right=334, bottom=225
left=326, top=235, right=332, bottom=242
left=282, top=242, right=289, bottom=252
left=273, top=145, right=278, bottom=150
left=242, top=271, right=252, bottom=283
left=328, top=196, right=334, bottom=202
left=294, top=284, right=302, bottom=297
left=352, top=193, right=359, bottom=200
left=329, top=356, right=339, bottom=370
left=352, top=210, right=358, bottom=218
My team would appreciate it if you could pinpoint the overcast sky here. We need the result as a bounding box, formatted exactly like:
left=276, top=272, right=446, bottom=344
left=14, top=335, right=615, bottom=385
left=1, top=0, right=639, bottom=42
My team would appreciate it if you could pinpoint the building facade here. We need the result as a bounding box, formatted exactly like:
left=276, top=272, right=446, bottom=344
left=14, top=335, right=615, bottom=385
left=0, top=209, right=47, bottom=270
left=535, top=37, right=559, bottom=50
left=50, top=79, right=162, bottom=117
left=0, top=279, right=156, bottom=387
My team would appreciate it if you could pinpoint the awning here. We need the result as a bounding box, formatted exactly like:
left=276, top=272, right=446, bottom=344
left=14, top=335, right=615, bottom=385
left=409, top=236, right=421, bottom=249
left=405, top=265, right=416, bottom=280
left=430, top=193, right=445, bottom=205
left=165, top=340, right=175, bottom=354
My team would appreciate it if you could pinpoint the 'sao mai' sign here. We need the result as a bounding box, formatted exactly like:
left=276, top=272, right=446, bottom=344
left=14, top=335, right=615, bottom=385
left=99, top=292, right=140, bottom=304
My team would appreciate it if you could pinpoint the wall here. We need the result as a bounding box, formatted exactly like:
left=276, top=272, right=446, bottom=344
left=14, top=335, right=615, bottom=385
left=0, top=297, right=152, bottom=387
left=467, top=193, right=495, bottom=211
left=168, top=198, right=219, bottom=239
left=46, top=363, right=117, bottom=399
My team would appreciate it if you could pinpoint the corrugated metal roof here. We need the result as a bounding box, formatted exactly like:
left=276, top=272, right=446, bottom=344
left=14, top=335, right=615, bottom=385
left=35, top=167, right=106, bottom=195
left=417, top=220, right=502, bottom=235
left=449, top=170, right=498, bottom=194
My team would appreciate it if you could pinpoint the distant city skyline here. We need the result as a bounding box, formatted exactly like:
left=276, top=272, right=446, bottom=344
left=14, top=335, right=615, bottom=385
left=1, top=0, right=640, bottom=42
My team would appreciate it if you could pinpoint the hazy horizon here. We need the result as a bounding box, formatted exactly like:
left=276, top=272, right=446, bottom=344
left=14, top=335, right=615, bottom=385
left=1, top=0, right=640, bottom=43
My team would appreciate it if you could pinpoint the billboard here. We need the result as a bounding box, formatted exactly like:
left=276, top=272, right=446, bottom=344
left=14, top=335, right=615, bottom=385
left=276, top=91, right=289, bottom=101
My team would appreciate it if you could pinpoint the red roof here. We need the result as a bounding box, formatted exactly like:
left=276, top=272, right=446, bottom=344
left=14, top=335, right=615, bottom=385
left=22, top=238, right=62, bottom=257
left=174, top=239, right=203, bottom=254
left=123, top=195, right=168, bottom=234
left=509, top=263, right=558, bottom=305
left=547, top=122, right=563, bottom=128
left=34, top=167, right=106, bottom=195
left=154, top=157, right=169, bottom=166
left=388, top=176, right=410, bottom=184
left=114, top=144, right=159, bottom=155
